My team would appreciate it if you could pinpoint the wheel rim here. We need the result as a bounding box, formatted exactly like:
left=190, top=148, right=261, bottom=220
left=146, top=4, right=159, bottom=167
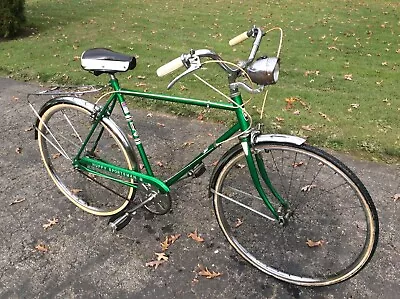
left=38, top=103, right=135, bottom=216
left=213, top=143, right=377, bottom=286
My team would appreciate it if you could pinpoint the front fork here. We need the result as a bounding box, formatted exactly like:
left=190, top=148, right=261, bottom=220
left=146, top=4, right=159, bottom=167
left=241, top=135, right=288, bottom=224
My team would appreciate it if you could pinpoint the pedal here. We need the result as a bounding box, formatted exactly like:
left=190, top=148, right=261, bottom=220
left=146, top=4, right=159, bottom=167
left=190, top=162, right=206, bottom=178
left=108, top=212, right=132, bottom=232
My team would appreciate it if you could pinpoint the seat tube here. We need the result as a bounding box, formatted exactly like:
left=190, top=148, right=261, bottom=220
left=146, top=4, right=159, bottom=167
left=109, top=76, right=154, bottom=176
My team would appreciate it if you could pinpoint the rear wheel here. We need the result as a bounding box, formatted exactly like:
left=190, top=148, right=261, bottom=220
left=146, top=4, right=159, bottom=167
left=211, top=142, right=378, bottom=286
left=37, top=98, right=137, bottom=216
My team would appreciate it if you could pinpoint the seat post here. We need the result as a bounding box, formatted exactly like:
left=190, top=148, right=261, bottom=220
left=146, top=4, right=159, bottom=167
left=109, top=74, right=121, bottom=91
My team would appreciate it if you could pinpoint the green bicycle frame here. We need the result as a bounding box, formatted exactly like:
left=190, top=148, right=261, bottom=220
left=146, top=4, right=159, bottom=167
left=74, top=76, right=282, bottom=219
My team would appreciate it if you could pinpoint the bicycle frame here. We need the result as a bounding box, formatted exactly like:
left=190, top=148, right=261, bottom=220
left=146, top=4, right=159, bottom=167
left=74, top=75, right=283, bottom=219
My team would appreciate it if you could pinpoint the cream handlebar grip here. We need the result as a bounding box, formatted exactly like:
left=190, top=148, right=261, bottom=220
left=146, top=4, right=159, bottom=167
left=229, top=31, right=250, bottom=46
left=156, top=57, right=184, bottom=77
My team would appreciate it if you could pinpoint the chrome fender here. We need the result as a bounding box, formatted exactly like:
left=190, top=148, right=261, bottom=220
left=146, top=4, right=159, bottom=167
left=253, top=134, right=306, bottom=145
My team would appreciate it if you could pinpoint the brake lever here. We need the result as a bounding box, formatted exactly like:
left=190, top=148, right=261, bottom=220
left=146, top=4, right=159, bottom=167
left=167, top=55, right=202, bottom=89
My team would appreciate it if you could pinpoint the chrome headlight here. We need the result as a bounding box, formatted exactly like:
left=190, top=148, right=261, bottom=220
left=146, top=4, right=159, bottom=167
left=246, top=57, right=280, bottom=86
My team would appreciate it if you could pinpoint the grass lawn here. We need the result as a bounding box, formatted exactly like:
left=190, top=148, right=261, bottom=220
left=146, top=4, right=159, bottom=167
left=1, top=0, right=399, bottom=162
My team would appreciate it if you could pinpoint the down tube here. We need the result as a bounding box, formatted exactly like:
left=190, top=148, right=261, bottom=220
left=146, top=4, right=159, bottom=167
left=165, top=123, right=241, bottom=187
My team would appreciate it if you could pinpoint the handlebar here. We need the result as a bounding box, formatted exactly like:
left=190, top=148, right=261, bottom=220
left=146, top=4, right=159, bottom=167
left=156, top=26, right=280, bottom=92
left=228, top=31, right=251, bottom=46
left=156, top=57, right=184, bottom=77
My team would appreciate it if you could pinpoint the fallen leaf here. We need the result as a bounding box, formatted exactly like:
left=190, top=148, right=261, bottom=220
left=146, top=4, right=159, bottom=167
left=182, top=141, right=194, bottom=148
left=393, top=194, right=400, bottom=202
left=24, top=126, right=33, bottom=132
left=52, top=153, right=61, bottom=159
left=275, top=117, right=284, bottom=122
left=236, top=163, right=246, bottom=169
left=160, top=234, right=181, bottom=251
left=351, top=103, right=360, bottom=109
left=198, top=264, right=222, bottom=279
left=145, top=259, right=165, bottom=269
left=16, top=147, right=22, bottom=154
left=9, top=198, right=26, bottom=206
left=301, top=125, right=314, bottom=131
left=234, top=218, right=243, bottom=228
left=188, top=229, right=204, bottom=242
left=156, top=122, right=165, bottom=127
left=293, top=110, right=301, bottom=115
left=284, top=97, right=297, bottom=110
left=155, top=252, right=169, bottom=261
left=43, top=218, right=59, bottom=230
left=306, top=239, right=325, bottom=247
left=292, top=161, right=304, bottom=168
left=301, top=184, right=317, bottom=192
left=137, top=75, right=146, bottom=79
left=344, top=74, right=353, bottom=81
left=156, top=161, right=164, bottom=167
left=35, top=243, right=49, bottom=252
left=319, top=112, right=331, bottom=121
left=70, top=188, right=83, bottom=195
left=146, top=113, right=153, bottom=117
left=197, top=114, right=204, bottom=121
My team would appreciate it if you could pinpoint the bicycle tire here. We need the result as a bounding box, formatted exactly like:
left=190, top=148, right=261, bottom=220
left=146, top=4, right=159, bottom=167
left=211, top=142, right=378, bottom=286
left=37, top=97, right=137, bottom=216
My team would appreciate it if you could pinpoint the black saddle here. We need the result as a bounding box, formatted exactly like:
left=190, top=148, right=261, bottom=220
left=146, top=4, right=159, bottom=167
left=81, top=48, right=136, bottom=75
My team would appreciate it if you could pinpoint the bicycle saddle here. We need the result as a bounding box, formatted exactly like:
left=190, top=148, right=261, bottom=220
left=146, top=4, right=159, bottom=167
left=81, top=48, right=136, bottom=75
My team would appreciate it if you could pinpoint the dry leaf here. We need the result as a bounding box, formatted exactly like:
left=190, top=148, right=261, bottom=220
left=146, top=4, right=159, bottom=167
left=306, top=239, right=325, bottom=247
left=43, top=218, right=59, bottom=230
left=275, top=117, right=284, bottom=122
left=161, top=236, right=170, bottom=251
left=292, top=161, right=304, bottom=168
left=24, top=126, right=33, bottom=132
left=236, top=163, right=246, bottom=169
left=155, top=252, right=169, bottom=261
left=301, top=184, right=317, bottom=192
left=52, top=153, right=61, bottom=159
left=319, top=112, right=331, bottom=121
left=146, top=113, right=153, bottom=117
left=157, top=122, right=165, bottom=127
left=188, top=229, right=204, bottom=242
left=351, top=103, right=360, bottom=109
left=160, top=234, right=181, bottom=251
left=393, top=194, right=400, bottom=202
left=284, top=97, right=297, bottom=110
left=293, top=110, right=301, bottom=115
left=145, top=259, right=165, bottom=269
left=344, top=74, right=353, bottom=81
left=156, top=161, right=164, bottom=167
left=182, top=141, right=194, bottom=148
left=137, top=75, right=146, bottom=79
left=16, top=147, right=22, bottom=154
left=198, top=264, right=222, bottom=279
left=234, top=218, right=243, bottom=228
left=197, top=114, right=204, bottom=121
left=35, top=243, right=49, bottom=253
left=9, top=198, right=26, bottom=206
left=301, top=125, right=314, bottom=131
left=70, top=188, right=83, bottom=195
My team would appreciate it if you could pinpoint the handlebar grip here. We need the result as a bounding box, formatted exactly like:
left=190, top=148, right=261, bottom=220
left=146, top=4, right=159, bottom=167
left=156, top=57, right=184, bottom=77
left=229, top=31, right=250, bottom=46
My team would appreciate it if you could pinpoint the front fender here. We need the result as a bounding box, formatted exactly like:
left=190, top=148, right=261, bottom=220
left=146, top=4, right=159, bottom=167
left=209, top=133, right=306, bottom=197
left=253, top=133, right=306, bottom=146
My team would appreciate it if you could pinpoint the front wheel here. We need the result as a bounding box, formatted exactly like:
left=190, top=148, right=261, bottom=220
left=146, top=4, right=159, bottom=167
left=211, top=142, right=378, bottom=286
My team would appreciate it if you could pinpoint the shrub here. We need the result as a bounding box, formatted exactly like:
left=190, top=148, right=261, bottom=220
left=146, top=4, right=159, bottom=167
left=0, top=0, right=26, bottom=38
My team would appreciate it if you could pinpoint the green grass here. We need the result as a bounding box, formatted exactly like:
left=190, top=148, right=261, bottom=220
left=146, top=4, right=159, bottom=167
left=1, top=0, right=399, bottom=162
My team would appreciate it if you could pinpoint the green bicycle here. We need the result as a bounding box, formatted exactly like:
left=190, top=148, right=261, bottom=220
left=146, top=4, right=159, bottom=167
left=32, top=26, right=378, bottom=286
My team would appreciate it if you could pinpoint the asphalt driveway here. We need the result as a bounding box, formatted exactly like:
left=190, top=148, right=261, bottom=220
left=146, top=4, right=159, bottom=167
left=0, top=78, right=399, bottom=298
